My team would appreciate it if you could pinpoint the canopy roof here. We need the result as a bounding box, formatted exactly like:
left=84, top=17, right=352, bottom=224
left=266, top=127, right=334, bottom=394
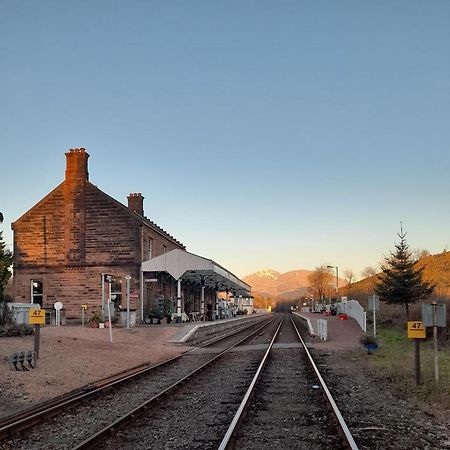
left=141, top=249, right=251, bottom=296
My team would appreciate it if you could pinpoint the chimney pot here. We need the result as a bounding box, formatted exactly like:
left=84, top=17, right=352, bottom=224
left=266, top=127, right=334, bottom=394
left=127, top=193, right=144, bottom=216
left=65, top=148, right=89, bottom=182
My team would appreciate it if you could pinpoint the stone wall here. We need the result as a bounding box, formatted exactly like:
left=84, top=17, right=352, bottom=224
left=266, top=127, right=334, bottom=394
left=12, top=149, right=185, bottom=320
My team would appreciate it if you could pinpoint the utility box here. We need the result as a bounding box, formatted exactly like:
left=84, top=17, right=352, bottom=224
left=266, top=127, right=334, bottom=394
left=7, top=303, right=41, bottom=325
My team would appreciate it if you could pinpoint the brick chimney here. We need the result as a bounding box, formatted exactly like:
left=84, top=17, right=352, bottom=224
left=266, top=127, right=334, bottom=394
left=127, top=193, right=144, bottom=216
left=64, top=148, right=89, bottom=265
left=65, top=148, right=89, bottom=181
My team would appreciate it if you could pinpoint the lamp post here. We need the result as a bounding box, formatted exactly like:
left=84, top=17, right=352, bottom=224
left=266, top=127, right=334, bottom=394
left=327, top=265, right=339, bottom=302
left=125, top=275, right=131, bottom=329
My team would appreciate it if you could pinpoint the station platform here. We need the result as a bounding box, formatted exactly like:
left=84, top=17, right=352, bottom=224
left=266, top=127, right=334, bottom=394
left=294, top=311, right=364, bottom=351
left=166, top=314, right=268, bottom=345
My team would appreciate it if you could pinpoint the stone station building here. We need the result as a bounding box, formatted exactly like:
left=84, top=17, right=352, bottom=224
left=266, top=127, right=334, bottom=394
left=12, top=148, right=250, bottom=323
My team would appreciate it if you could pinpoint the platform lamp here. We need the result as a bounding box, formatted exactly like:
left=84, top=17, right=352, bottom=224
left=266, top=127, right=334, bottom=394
left=326, top=265, right=339, bottom=302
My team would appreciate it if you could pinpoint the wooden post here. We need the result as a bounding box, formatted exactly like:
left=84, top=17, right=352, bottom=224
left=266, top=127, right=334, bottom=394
left=34, top=324, right=41, bottom=359
left=414, top=339, right=421, bottom=385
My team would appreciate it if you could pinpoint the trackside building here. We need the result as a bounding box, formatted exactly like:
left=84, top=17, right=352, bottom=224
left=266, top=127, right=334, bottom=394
left=11, top=148, right=250, bottom=322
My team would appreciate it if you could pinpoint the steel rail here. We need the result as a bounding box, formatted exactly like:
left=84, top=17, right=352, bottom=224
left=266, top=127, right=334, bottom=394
left=290, top=317, right=359, bottom=450
left=0, top=315, right=274, bottom=441
left=72, top=316, right=278, bottom=450
left=218, top=315, right=284, bottom=450
left=217, top=315, right=359, bottom=450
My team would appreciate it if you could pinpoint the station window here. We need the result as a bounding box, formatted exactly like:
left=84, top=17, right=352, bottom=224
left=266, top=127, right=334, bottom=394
left=163, top=244, right=167, bottom=254
left=31, top=280, right=43, bottom=306
left=110, top=278, right=122, bottom=309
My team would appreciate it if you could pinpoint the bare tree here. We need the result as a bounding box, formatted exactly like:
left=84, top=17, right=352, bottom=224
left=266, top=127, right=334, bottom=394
left=413, top=248, right=430, bottom=261
left=343, top=269, right=356, bottom=298
left=361, top=266, right=377, bottom=279
left=308, top=265, right=333, bottom=300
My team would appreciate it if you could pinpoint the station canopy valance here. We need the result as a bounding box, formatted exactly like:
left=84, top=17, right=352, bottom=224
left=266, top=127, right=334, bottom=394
left=141, top=249, right=251, bottom=296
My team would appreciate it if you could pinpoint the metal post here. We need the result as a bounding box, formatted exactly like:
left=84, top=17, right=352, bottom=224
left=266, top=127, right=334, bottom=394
left=107, top=298, right=113, bottom=343
left=200, top=276, right=205, bottom=320
left=140, top=268, right=144, bottom=322
left=373, top=303, right=377, bottom=338
left=177, top=278, right=182, bottom=323
left=432, top=301, right=439, bottom=384
left=215, top=292, right=219, bottom=321
left=336, top=266, right=339, bottom=302
left=101, top=273, right=105, bottom=320
left=125, top=275, right=131, bottom=329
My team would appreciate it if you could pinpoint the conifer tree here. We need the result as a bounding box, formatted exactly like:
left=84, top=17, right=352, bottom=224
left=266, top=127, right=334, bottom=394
left=375, top=230, right=435, bottom=321
left=0, top=231, right=13, bottom=302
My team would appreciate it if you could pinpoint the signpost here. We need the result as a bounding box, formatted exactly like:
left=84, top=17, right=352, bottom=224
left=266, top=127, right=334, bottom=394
left=407, top=320, right=426, bottom=385
left=81, top=304, right=88, bottom=327
left=29, top=308, right=45, bottom=360
left=422, top=302, right=447, bottom=385
left=54, top=301, right=63, bottom=326
left=107, top=299, right=113, bottom=343
left=368, top=294, right=380, bottom=338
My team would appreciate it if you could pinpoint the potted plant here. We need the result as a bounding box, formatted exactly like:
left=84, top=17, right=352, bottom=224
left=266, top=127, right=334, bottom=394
left=89, top=310, right=102, bottom=328
left=360, top=335, right=379, bottom=354
left=148, top=306, right=160, bottom=324
left=163, top=298, right=172, bottom=324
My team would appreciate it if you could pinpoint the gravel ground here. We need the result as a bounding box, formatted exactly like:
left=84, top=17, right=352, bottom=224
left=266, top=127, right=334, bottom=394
left=1, top=315, right=449, bottom=449
left=0, top=325, right=191, bottom=419
left=293, top=314, right=450, bottom=450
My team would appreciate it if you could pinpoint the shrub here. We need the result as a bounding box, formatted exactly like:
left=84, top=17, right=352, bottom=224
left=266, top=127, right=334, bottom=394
left=0, top=323, right=34, bottom=337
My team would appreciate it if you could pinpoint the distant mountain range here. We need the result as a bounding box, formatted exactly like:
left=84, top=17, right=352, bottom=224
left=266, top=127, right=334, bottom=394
left=243, top=269, right=346, bottom=300
left=246, top=251, right=450, bottom=305
left=243, top=268, right=346, bottom=301
left=243, top=269, right=311, bottom=299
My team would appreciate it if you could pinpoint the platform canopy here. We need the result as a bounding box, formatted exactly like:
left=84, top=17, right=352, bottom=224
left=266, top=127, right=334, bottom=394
left=141, top=249, right=251, bottom=296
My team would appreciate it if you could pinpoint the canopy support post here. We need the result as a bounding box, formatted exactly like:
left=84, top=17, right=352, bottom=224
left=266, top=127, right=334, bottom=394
left=200, top=275, right=205, bottom=321
left=177, top=278, right=182, bottom=323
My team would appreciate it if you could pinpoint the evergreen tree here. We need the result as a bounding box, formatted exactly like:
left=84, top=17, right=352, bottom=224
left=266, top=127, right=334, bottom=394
left=375, top=230, right=435, bottom=321
left=0, top=231, right=13, bottom=302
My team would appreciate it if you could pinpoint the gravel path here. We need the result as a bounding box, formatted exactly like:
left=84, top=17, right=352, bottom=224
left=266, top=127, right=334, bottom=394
left=0, top=325, right=191, bottom=418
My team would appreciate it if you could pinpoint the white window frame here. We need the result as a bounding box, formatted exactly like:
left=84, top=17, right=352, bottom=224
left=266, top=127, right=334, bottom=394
left=31, top=280, right=43, bottom=305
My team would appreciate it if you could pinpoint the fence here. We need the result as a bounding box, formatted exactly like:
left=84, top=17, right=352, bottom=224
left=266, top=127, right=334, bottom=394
left=337, top=299, right=366, bottom=332
left=317, top=319, right=328, bottom=340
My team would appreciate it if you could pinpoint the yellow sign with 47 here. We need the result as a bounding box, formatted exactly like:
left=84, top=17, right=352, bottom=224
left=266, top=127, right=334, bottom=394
left=407, top=321, right=426, bottom=339
left=29, top=308, right=45, bottom=325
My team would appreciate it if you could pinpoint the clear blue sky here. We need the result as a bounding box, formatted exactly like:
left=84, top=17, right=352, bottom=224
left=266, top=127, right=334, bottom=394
left=1, top=1, right=449, bottom=279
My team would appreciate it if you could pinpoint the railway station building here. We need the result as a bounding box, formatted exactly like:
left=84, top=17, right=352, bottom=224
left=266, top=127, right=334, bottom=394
left=11, top=148, right=251, bottom=323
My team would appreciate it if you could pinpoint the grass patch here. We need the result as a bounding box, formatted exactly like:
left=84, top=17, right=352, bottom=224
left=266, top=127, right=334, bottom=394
left=366, top=325, right=449, bottom=415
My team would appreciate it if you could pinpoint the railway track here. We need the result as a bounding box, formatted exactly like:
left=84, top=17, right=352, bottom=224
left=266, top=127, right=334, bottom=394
left=219, top=314, right=359, bottom=449
left=0, top=315, right=274, bottom=449
left=1, top=314, right=359, bottom=449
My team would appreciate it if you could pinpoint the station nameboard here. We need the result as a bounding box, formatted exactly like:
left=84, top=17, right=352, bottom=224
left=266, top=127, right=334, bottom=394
left=407, top=321, right=426, bottom=339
